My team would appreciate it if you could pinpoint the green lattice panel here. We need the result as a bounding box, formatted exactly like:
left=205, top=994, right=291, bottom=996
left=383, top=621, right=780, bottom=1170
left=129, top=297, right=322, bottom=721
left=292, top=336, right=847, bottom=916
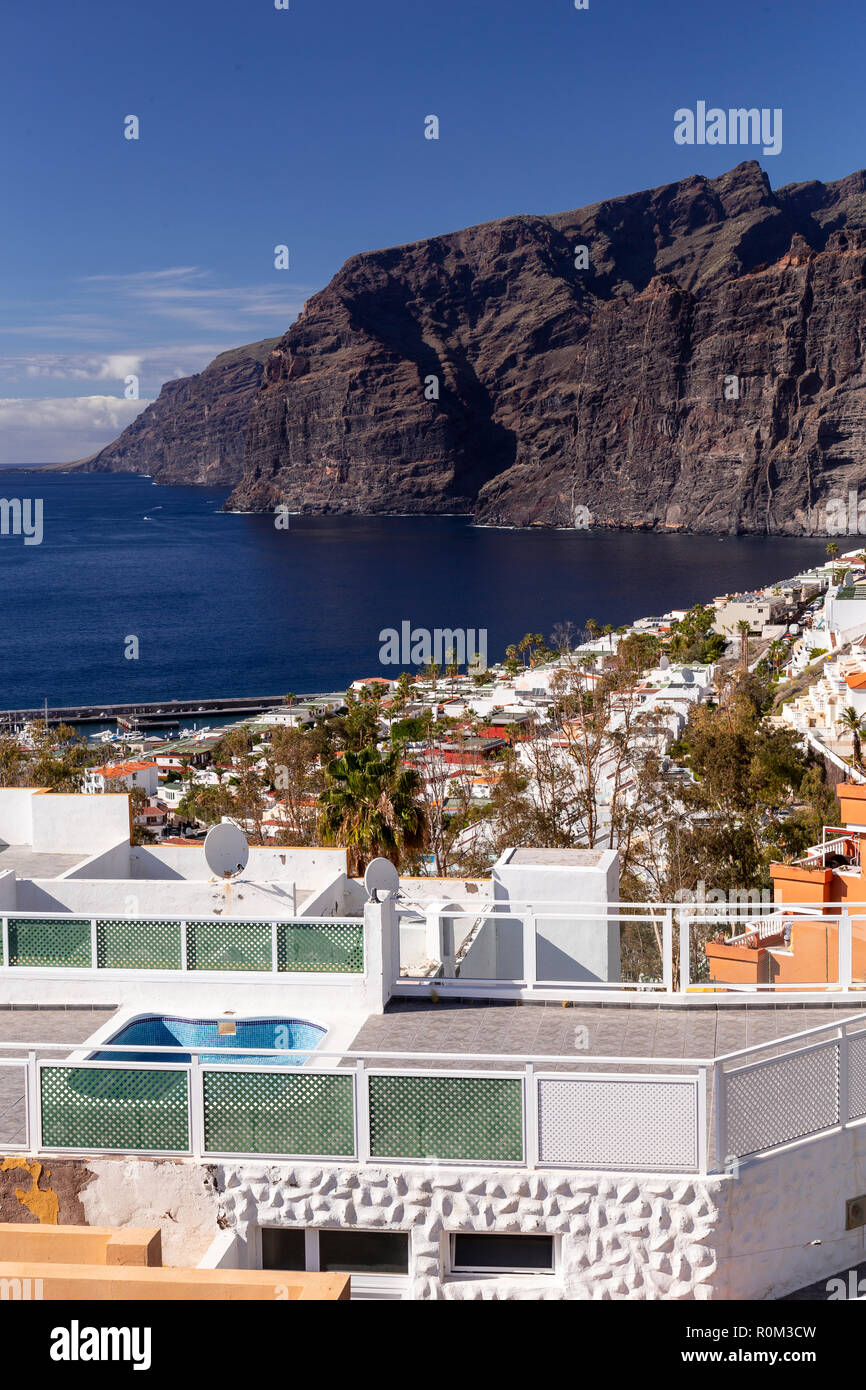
left=40, top=1066, right=189, bottom=1152
left=277, top=921, right=364, bottom=974
left=186, top=920, right=272, bottom=972
left=96, top=919, right=183, bottom=970
left=202, top=1069, right=355, bottom=1156
left=8, top=918, right=91, bottom=968
left=368, top=1074, right=524, bottom=1163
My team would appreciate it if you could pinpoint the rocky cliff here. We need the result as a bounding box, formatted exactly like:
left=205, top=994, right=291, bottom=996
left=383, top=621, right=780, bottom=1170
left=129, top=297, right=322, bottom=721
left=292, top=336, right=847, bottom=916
left=66, top=338, right=279, bottom=486
left=229, top=162, right=866, bottom=532
left=83, top=164, right=866, bottom=531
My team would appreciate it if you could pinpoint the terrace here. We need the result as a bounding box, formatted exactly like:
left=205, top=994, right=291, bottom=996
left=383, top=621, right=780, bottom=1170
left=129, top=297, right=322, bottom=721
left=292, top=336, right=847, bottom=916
left=3, top=791, right=866, bottom=1298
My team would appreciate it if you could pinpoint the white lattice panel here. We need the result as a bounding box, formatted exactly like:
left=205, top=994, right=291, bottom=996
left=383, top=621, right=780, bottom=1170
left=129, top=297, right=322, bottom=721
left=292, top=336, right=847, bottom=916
left=724, top=1041, right=839, bottom=1158
left=846, top=1031, right=866, bottom=1121
left=537, top=1075, right=699, bottom=1171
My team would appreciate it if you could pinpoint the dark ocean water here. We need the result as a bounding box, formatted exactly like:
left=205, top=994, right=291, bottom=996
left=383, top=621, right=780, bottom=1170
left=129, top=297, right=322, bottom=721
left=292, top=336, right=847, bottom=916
left=0, top=470, right=828, bottom=710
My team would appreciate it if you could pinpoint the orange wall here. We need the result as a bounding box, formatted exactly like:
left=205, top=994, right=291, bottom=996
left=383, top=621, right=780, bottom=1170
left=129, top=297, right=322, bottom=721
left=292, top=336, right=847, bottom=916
left=0, top=1224, right=161, bottom=1267
left=0, top=1261, right=350, bottom=1300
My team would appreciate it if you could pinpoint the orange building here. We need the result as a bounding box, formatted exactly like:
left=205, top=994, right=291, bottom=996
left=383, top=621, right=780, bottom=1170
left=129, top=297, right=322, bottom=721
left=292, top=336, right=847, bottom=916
left=703, top=781, right=866, bottom=988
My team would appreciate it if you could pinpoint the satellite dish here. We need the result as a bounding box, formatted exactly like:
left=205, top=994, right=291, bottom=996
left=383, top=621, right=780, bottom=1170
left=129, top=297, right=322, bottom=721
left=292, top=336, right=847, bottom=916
left=204, top=822, right=249, bottom=879
left=681, top=668, right=695, bottom=684
left=658, top=655, right=670, bottom=671
left=843, top=571, right=854, bottom=588
left=364, top=857, right=400, bottom=901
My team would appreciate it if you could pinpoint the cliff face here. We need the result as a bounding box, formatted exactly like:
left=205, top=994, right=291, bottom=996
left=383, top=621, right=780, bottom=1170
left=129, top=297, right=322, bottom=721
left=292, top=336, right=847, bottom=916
left=228, top=162, right=866, bottom=532
left=81, top=163, right=866, bottom=531
left=67, top=339, right=279, bottom=486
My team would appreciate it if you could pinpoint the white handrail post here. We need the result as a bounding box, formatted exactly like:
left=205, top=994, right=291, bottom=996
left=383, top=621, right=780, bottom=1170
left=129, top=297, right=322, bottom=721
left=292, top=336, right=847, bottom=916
left=840, top=911, right=853, bottom=991
left=1, top=914, right=8, bottom=968
left=180, top=920, right=188, bottom=973
left=524, top=1063, right=538, bottom=1169
left=696, top=1067, right=708, bottom=1175
left=90, top=917, right=98, bottom=970
left=189, top=1055, right=203, bottom=1158
left=714, top=1063, right=727, bottom=1178
left=271, top=921, right=279, bottom=973
left=839, top=1026, right=850, bottom=1130
left=523, top=911, right=536, bottom=989
left=27, top=1051, right=41, bottom=1156
left=355, top=1059, right=370, bottom=1163
left=678, top=909, right=690, bottom=993
left=663, top=910, right=673, bottom=992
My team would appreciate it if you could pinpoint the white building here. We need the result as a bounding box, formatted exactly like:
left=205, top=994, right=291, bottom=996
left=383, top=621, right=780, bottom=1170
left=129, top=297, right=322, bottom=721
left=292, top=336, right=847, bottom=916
left=83, top=759, right=159, bottom=796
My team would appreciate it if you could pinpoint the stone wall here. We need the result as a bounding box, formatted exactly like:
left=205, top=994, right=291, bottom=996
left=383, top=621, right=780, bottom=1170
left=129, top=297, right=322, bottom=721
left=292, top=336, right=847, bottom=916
left=8, top=1139, right=866, bottom=1299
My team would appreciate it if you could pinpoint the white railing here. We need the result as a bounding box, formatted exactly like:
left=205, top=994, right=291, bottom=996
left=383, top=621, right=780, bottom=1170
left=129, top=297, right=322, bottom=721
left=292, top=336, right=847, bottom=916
left=0, top=1040, right=709, bottom=1175
left=0, top=911, right=366, bottom=978
left=6, top=1009, right=866, bottom=1174
left=398, top=900, right=865, bottom=1000
left=5, top=900, right=866, bottom=1002
left=713, top=1011, right=866, bottom=1166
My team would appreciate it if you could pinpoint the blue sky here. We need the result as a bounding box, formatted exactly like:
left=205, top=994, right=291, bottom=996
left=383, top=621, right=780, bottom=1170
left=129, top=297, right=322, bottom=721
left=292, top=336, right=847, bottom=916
left=1, top=0, right=863, bottom=461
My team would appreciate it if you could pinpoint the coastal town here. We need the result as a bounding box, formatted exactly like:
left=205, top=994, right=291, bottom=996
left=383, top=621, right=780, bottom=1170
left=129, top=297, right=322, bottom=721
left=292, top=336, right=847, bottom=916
left=4, top=544, right=865, bottom=900
left=4, top=541, right=866, bottom=1302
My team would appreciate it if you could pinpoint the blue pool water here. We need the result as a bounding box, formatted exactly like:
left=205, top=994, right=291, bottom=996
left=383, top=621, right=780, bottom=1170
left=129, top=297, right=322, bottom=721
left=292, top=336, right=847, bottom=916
left=91, top=1014, right=326, bottom=1067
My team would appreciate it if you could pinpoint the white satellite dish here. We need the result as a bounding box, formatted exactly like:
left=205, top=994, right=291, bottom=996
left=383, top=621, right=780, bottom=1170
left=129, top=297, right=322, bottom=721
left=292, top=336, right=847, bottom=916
left=843, top=571, right=854, bottom=588
left=204, top=822, right=249, bottom=880
left=658, top=655, right=670, bottom=671
left=364, top=857, right=400, bottom=901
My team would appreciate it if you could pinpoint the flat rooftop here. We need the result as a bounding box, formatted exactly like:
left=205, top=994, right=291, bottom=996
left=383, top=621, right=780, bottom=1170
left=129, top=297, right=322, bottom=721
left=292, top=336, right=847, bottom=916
left=505, top=848, right=609, bottom=867
left=0, top=844, right=86, bottom=879
left=347, top=999, right=863, bottom=1069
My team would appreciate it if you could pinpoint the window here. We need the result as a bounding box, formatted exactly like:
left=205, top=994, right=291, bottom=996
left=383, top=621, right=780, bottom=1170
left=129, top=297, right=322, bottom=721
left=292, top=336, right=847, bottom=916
left=258, top=1226, right=409, bottom=1278
left=261, top=1226, right=305, bottom=1271
left=318, top=1230, right=408, bottom=1275
left=450, top=1233, right=555, bottom=1274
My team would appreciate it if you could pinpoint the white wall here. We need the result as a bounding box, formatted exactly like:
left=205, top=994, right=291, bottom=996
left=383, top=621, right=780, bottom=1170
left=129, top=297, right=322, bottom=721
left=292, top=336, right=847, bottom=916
left=129, top=845, right=346, bottom=883
left=30, top=793, right=130, bottom=854
left=16, top=877, right=296, bottom=919
left=0, top=789, right=36, bottom=845
left=492, top=849, right=621, bottom=983
left=62, top=839, right=132, bottom=880
left=0, top=870, right=16, bottom=910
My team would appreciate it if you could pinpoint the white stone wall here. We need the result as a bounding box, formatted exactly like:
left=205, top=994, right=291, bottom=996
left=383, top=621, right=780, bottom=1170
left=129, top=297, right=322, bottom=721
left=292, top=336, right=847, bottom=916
left=65, top=1128, right=866, bottom=1298
left=215, top=1161, right=726, bottom=1300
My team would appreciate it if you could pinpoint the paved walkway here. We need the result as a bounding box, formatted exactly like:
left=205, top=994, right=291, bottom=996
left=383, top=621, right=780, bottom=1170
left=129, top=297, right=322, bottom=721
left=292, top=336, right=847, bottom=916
left=0, top=1008, right=117, bottom=1148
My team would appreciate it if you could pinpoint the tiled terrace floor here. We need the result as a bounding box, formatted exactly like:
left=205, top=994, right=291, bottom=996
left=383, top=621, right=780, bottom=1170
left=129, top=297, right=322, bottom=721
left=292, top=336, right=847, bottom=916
left=346, top=999, right=865, bottom=1068
left=0, top=1008, right=117, bottom=1148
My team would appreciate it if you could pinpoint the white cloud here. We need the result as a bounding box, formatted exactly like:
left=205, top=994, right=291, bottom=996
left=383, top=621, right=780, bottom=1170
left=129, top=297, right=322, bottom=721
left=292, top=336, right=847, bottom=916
left=0, top=395, right=151, bottom=464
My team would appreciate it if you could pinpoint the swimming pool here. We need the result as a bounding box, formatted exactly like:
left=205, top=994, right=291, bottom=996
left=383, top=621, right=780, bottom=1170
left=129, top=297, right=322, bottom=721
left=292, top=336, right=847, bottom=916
left=90, top=1014, right=327, bottom=1067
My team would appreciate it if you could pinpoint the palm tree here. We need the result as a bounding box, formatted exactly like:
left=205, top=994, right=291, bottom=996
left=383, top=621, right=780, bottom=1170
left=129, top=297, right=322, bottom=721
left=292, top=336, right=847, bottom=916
left=736, top=619, right=751, bottom=672
left=318, top=745, right=425, bottom=875
left=839, top=707, right=864, bottom=767
left=585, top=618, right=599, bottom=644
left=767, top=639, right=786, bottom=678
left=826, top=541, right=840, bottom=562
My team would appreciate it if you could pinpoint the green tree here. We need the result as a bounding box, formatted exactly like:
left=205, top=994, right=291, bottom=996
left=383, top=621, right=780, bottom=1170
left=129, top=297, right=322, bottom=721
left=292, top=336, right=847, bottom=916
left=318, top=745, right=425, bottom=875
left=839, top=707, right=865, bottom=767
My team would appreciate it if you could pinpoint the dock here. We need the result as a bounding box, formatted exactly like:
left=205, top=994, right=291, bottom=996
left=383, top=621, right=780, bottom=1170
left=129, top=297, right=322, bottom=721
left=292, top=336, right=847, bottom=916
left=0, top=694, right=288, bottom=731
